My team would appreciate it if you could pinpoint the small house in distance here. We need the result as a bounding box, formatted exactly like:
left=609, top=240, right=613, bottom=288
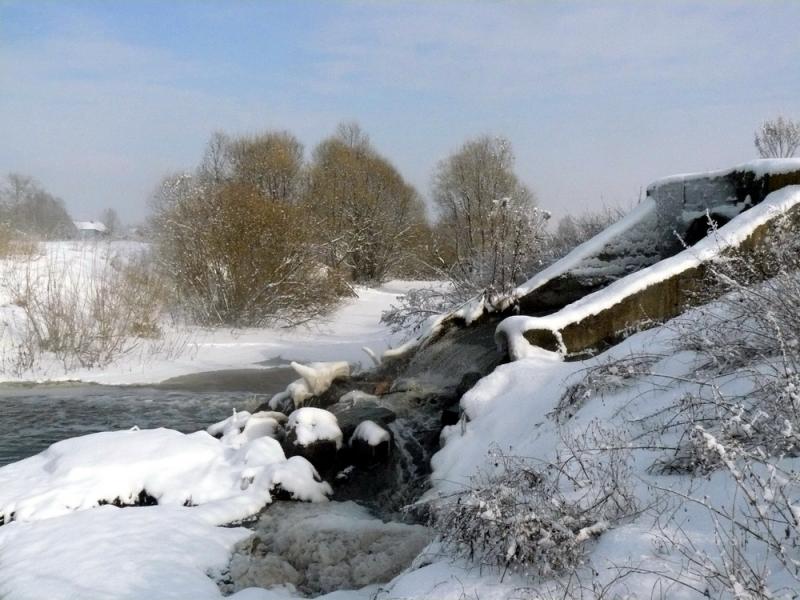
left=73, top=221, right=108, bottom=241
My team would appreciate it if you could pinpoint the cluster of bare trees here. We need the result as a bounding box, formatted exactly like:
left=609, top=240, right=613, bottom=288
left=149, top=124, right=431, bottom=326
left=150, top=135, right=334, bottom=327
left=149, top=124, right=557, bottom=327
left=0, top=174, right=75, bottom=240
left=0, top=173, right=128, bottom=245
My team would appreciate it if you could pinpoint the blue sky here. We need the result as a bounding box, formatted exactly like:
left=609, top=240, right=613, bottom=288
left=1, top=1, right=799, bottom=223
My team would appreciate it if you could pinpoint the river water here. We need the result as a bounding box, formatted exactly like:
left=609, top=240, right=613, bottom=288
left=0, top=368, right=296, bottom=467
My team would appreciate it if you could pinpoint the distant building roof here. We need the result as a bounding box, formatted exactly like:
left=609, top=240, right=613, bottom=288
left=73, top=221, right=108, bottom=233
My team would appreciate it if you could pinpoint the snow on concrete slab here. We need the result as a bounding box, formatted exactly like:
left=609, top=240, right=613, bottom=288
left=514, top=197, right=657, bottom=299
left=497, top=185, right=800, bottom=358
left=647, top=157, right=800, bottom=189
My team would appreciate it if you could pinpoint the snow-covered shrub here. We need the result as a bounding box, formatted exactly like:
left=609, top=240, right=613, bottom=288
left=150, top=170, right=350, bottom=327
left=646, top=213, right=800, bottom=471
left=431, top=439, right=634, bottom=578
left=2, top=244, right=169, bottom=370
left=595, top=215, right=800, bottom=596
left=381, top=285, right=461, bottom=333
left=553, top=354, right=662, bottom=423
left=646, top=429, right=800, bottom=599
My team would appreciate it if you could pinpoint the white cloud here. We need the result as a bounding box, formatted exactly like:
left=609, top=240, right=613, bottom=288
left=1, top=1, right=799, bottom=223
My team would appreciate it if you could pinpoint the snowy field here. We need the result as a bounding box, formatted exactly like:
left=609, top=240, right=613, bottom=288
left=0, top=300, right=788, bottom=599
left=0, top=240, right=418, bottom=386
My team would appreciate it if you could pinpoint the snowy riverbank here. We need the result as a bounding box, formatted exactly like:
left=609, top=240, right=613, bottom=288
left=0, top=240, right=421, bottom=386
left=2, top=297, right=794, bottom=599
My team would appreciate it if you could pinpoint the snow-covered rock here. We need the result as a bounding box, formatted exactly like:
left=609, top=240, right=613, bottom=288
left=349, top=420, right=392, bottom=465
left=285, top=407, right=343, bottom=471
left=350, top=420, right=390, bottom=447
left=208, top=410, right=287, bottom=449
left=0, top=426, right=331, bottom=525
left=286, top=408, right=343, bottom=450
left=270, top=361, right=351, bottom=410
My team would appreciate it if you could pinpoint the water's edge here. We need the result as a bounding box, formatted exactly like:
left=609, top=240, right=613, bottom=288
left=0, top=368, right=296, bottom=467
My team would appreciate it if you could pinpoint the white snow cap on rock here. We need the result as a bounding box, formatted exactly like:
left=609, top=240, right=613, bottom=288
left=208, top=410, right=286, bottom=449
left=350, top=420, right=391, bottom=447
left=0, top=426, right=332, bottom=525
left=207, top=409, right=253, bottom=438
left=269, top=361, right=350, bottom=409
left=339, top=390, right=379, bottom=405
left=287, top=407, right=343, bottom=449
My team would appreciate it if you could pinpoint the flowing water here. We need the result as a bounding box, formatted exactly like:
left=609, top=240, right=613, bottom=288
left=0, top=328, right=502, bottom=596
left=0, top=367, right=296, bottom=467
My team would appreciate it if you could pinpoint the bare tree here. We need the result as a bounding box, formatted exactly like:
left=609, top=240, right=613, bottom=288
left=149, top=132, right=346, bottom=327
left=432, top=135, right=547, bottom=296
left=754, top=115, right=800, bottom=158
left=0, top=173, right=76, bottom=239
left=334, top=121, right=371, bottom=152
left=305, top=123, right=428, bottom=283
left=198, top=131, right=232, bottom=185
left=100, top=208, right=121, bottom=237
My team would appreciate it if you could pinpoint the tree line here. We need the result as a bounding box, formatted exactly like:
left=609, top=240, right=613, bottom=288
left=148, top=123, right=558, bottom=326
left=5, top=115, right=796, bottom=329
left=0, top=173, right=123, bottom=240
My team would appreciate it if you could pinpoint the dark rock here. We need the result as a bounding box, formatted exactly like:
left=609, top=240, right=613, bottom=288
left=455, top=371, right=483, bottom=399
left=684, top=212, right=731, bottom=246
left=306, top=379, right=357, bottom=409
left=350, top=436, right=392, bottom=465
left=441, top=404, right=461, bottom=427
left=284, top=431, right=340, bottom=472
left=329, top=402, right=396, bottom=442
left=437, top=371, right=480, bottom=426
left=255, top=395, right=293, bottom=415
left=98, top=489, right=158, bottom=508
left=372, top=380, right=392, bottom=395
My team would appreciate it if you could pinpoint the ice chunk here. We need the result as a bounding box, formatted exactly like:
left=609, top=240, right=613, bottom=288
left=269, top=361, right=351, bottom=409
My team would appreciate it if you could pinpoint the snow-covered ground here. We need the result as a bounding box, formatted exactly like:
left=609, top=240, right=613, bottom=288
left=2, top=176, right=799, bottom=599
left=0, top=300, right=777, bottom=600
left=0, top=240, right=418, bottom=385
